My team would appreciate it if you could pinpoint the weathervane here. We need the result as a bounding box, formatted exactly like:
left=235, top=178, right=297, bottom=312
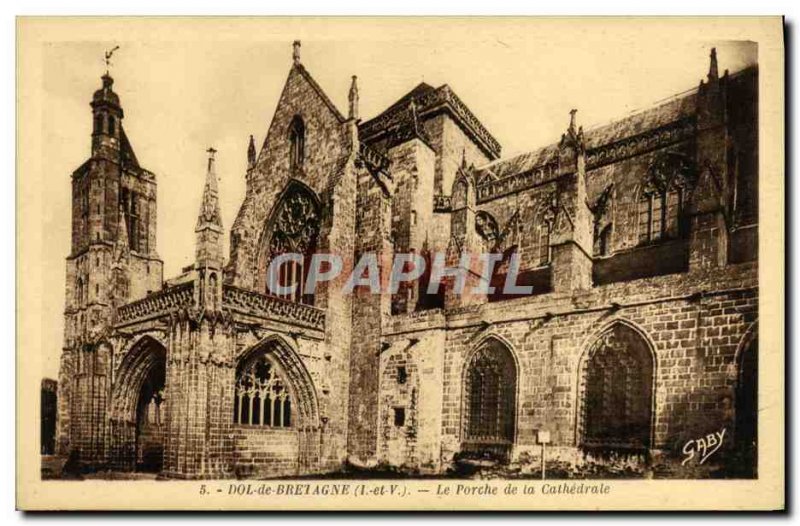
left=104, top=45, right=120, bottom=75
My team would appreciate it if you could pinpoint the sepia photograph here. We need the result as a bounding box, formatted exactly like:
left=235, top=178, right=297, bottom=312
left=16, top=16, right=784, bottom=511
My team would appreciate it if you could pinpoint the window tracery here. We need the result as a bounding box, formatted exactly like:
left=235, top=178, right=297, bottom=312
left=233, top=354, right=293, bottom=428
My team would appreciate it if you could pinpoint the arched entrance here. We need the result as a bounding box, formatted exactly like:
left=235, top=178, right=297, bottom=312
left=578, top=322, right=654, bottom=451
left=734, top=329, right=758, bottom=477
left=134, top=355, right=166, bottom=472
left=461, top=337, right=517, bottom=460
left=109, top=336, right=167, bottom=472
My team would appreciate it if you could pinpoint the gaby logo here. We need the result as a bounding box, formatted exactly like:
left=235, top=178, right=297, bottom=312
left=264, top=251, right=535, bottom=297
left=681, top=428, right=726, bottom=466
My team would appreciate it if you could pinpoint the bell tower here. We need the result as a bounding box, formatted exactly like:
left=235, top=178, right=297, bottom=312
left=57, top=60, right=163, bottom=461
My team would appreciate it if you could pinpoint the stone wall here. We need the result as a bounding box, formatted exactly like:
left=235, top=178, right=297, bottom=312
left=379, top=260, right=757, bottom=472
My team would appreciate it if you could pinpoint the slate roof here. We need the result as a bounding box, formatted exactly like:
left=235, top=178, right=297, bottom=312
left=475, top=89, right=698, bottom=180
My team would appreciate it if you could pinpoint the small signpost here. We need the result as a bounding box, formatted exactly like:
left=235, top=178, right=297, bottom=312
left=537, top=430, right=551, bottom=480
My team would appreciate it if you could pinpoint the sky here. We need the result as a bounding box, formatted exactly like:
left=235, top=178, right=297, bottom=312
left=37, top=25, right=757, bottom=378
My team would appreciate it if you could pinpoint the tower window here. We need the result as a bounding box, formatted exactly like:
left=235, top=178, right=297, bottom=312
left=397, top=366, right=407, bottom=384
left=393, top=407, right=406, bottom=427
left=94, top=114, right=103, bottom=135
left=108, top=115, right=115, bottom=136
left=289, top=116, right=305, bottom=171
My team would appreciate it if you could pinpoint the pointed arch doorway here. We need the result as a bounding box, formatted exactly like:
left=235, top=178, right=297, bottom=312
left=734, top=330, right=758, bottom=477
left=109, top=336, right=167, bottom=472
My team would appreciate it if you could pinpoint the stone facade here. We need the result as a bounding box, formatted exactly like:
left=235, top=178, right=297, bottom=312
left=54, top=45, right=759, bottom=479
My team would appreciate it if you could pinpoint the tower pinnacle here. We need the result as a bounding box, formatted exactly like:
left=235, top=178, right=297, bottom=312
left=348, top=75, right=359, bottom=120
left=293, top=40, right=301, bottom=65
left=247, top=135, right=256, bottom=170
left=197, top=147, right=222, bottom=231
left=708, top=47, right=719, bottom=81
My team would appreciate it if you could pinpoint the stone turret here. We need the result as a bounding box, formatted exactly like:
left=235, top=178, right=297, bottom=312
left=91, top=73, right=123, bottom=159
left=195, top=147, right=224, bottom=311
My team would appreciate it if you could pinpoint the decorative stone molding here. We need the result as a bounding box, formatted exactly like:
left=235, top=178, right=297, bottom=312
left=475, top=162, right=558, bottom=204
left=222, top=285, right=326, bottom=331
left=473, top=118, right=695, bottom=205
left=433, top=194, right=452, bottom=213
left=586, top=117, right=696, bottom=170
left=115, top=282, right=194, bottom=327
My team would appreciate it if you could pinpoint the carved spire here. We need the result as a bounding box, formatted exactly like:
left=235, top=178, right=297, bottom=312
left=348, top=75, right=359, bottom=120
left=293, top=40, right=301, bottom=65
left=197, top=147, right=222, bottom=231
left=708, top=47, right=719, bottom=82
left=569, top=108, right=578, bottom=135
left=560, top=109, right=584, bottom=153
left=247, top=134, right=256, bottom=170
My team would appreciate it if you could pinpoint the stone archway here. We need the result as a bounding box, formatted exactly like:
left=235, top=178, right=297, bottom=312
left=460, top=336, right=518, bottom=461
left=577, top=321, right=655, bottom=451
left=109, top=336, right=167, bottom=472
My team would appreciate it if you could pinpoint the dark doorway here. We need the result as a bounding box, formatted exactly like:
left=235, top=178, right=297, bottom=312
left=135, top=358, right=166, bottom=472
left=734, top=336, right=758, bottom=478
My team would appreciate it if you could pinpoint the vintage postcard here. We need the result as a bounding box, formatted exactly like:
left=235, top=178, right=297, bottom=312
left=17, top=17, right=784, bottom=510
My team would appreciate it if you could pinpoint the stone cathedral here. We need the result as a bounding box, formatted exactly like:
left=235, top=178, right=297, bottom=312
left=55, top=42, right=759, bottom=479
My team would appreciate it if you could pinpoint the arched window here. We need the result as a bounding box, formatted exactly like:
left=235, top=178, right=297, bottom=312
left=263, top=184, right=321, bottom=305
left=638, top=187, right=683, bottom=244
left=233, top=353, right=293, bottom=428
left=597, top=224, right=612, bottom=256
left=94, top=114, right=103, bottom=135
left=462, top=339, right=517, bottom=458
left=289, top=116, right=305, bottom=172
left=108, top=115, right=116, bottom=136
left=76, top=277, right=83, bottom=305
left=579, top=323, right=654, bottom=450
left=638, top=152, right=692, bottom=244
left=537, top=223, right=551, bottom=266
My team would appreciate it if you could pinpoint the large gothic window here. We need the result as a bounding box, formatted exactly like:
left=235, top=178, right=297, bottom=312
left=264, top=183, right=321, bottom=305
left=638, top=152, right=692, bottom=245
left=462, top=340, right=517, bottom=456
left=579, top=323, right=654, bottom=450
left=289, top=116, right=305, bottom=172
left=233, top=354, right=293, bottom=428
